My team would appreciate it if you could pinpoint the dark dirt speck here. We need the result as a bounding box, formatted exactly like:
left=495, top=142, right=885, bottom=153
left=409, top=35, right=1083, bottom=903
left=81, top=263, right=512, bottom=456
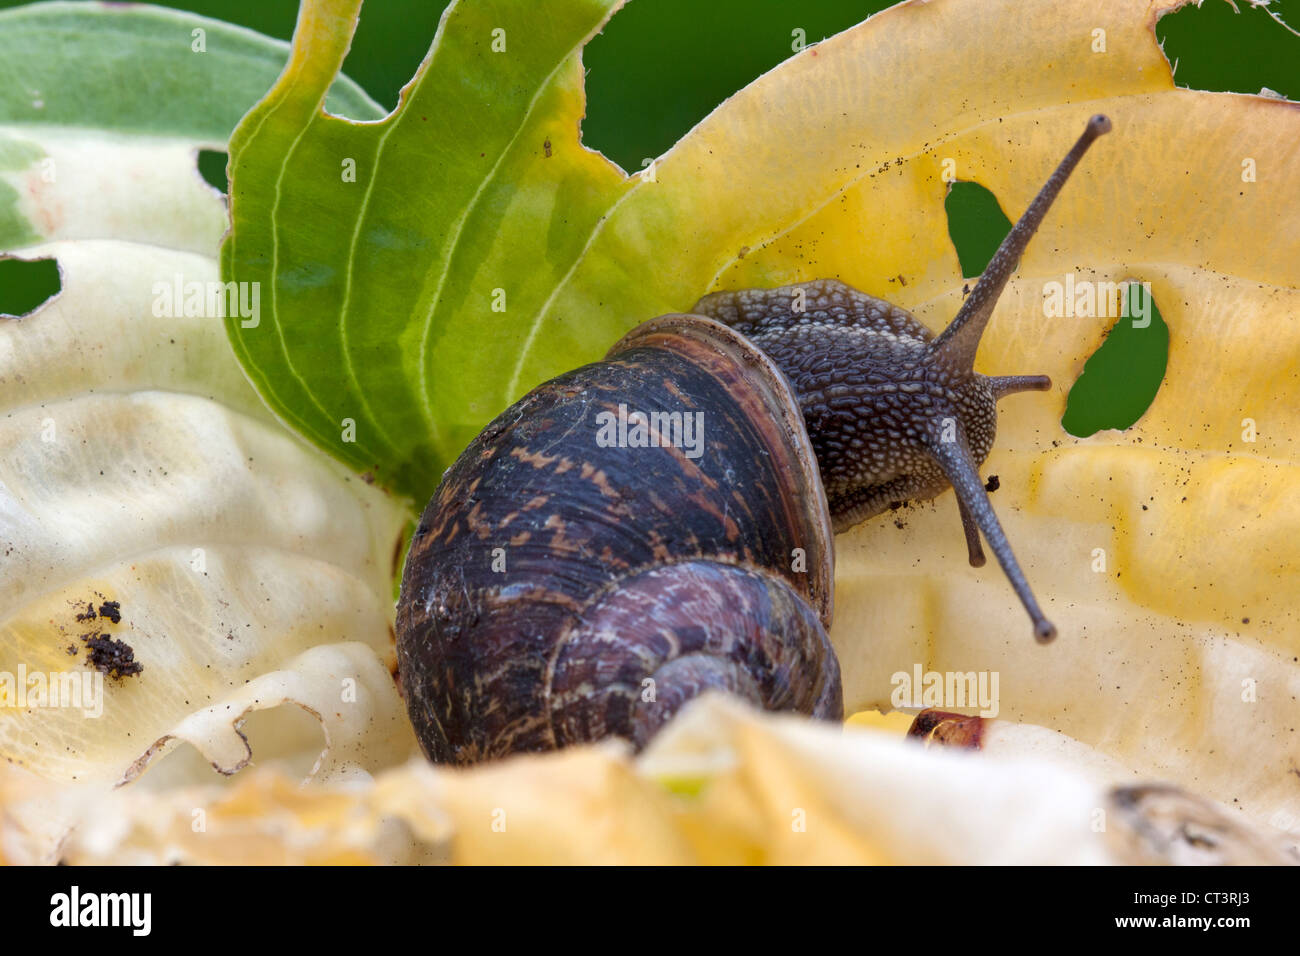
left=84, top=634, right=143, bottom=680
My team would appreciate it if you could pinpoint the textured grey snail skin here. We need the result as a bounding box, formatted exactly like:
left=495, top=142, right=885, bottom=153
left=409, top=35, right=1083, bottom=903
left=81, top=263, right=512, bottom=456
left=699, top=114, right=1115, bottom=644
left=696, top=280, right=1002, bottom=530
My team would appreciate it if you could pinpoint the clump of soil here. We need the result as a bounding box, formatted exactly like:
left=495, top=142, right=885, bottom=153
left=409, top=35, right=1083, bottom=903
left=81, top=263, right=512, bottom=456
left=64, top=593, right=143, bottom=681
left=83, top=633, right=143, bottom=680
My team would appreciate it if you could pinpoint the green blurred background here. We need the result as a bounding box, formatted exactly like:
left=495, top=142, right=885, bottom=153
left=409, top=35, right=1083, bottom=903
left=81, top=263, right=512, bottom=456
left=1, top=0, right=1297, bottom=435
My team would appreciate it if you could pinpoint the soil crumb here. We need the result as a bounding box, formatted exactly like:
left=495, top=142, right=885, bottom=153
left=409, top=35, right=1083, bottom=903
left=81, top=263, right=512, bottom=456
left=84, top=633, right=143, bottom=680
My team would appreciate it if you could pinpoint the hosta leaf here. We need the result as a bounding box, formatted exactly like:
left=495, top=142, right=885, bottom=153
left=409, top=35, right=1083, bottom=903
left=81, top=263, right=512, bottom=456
left=0, top=1, right=382, bottom=140
left=759, top=0, right=1300, bottom=837
left=0, top=1, right=412, bottom=857
left=2, top=0, right=1296, bottom=866
left=223, top=0, right=1300, bottom=850
left=224, top=0, right=631, bottom=500
left=0, top=1, right=384, bottom=253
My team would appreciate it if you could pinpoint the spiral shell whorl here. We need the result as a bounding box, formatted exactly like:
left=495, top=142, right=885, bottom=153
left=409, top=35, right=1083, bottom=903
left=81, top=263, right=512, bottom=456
left=549, top=560, right=841, bottom=749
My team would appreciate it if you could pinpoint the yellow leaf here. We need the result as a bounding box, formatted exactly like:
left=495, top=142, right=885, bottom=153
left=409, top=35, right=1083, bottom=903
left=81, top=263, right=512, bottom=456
left=17, top=696, right=1291, bottom=864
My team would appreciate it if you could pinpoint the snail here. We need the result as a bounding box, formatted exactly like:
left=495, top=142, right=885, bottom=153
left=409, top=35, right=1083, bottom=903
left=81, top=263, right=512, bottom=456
left=397, top=115, right=1111, bottom=765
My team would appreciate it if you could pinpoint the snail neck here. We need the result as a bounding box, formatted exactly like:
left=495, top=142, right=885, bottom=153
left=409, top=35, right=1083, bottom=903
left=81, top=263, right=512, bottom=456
left=694, top=279, right=996, bottom=526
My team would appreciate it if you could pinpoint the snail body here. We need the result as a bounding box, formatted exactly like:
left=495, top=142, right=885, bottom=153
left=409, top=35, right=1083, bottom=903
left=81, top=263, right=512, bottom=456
left=397, top=116, right=1112, bottom=765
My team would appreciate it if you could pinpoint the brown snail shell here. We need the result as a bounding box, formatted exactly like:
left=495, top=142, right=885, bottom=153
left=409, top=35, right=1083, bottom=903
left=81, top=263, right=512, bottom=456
left=396, top=314, right=842, bottom=765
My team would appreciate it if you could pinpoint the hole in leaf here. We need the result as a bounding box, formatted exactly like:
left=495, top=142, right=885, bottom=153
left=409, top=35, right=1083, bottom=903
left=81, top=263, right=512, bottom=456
left=234, top=703, right=331, bottom=780
left=196, top=149, right=228, bottom=193
left=943, top=186, right=1167, bottom=440
left=1157, top=0, right=1300, bottom=100
left=944, top=181, right=1013, bottom=279
left=0, top=257, right=61, bottom=317
left=1062, top=282, right=1169, bottom=437
left=131, top=702, right=329, bottom=791
left=339, top=1, right=449, bottom=111
left=583, top=0, right=896, bottom=173
left=126, top=739, right=223, bottom=792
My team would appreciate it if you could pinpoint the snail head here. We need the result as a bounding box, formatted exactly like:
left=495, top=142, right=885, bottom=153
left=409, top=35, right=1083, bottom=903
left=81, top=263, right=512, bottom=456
left=695, top=114, right=1113, bottom=644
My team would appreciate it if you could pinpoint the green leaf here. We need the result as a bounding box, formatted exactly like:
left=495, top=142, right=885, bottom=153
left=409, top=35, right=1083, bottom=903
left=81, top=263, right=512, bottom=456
left=0, top=1, right=383, bottom=141
left=0, top=0, right=384, bottom=252
left=224, top=0, right=635, bottom=501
